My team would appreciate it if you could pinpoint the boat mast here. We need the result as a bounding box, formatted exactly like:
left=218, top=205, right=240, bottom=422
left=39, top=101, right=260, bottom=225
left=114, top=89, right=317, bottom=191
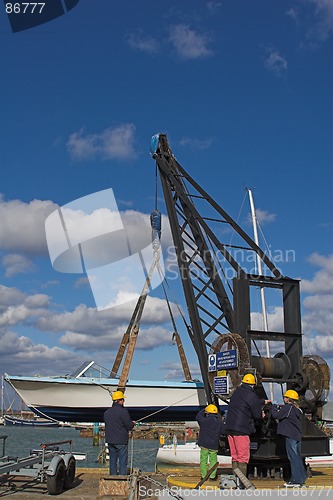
left=247, top=188, right=274, bottom=400
left=1, top=375, right=3, bottom=419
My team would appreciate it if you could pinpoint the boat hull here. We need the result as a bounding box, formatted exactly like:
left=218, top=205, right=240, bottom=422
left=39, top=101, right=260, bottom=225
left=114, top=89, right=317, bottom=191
left=4, top=375, right=207, bottom=423
left=4, top=415, right=59, bottom=427
left=156, top=443, right=231, bottom=466
left=156, top=441, right=333, bottom=467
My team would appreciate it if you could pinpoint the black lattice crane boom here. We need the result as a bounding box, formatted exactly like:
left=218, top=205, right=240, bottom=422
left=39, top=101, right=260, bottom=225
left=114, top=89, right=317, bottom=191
left=150, top=133, right=330, bottom=461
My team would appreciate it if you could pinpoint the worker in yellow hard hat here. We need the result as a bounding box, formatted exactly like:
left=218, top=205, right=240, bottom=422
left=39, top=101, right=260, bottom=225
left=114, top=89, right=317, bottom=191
left=195, top=404, right=226, bottom=482
left=103, top=390, right=136, bottom=475
left=225, top=373, right=265, bottom=488
left=271, top=389, right=306, bottom=487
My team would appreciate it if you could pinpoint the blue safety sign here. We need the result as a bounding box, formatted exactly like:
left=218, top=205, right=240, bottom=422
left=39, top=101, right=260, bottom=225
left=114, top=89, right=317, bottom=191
left=214, top=376, right=229, bottom=395
left=208, top=354, right=217, bottom=372
left=208, top=350, right=238, bottom=372
left=216, top=349, right=238, bottom=370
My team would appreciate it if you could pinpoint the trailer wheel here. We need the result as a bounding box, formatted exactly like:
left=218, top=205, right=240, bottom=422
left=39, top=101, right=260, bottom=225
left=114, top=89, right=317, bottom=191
left=63, top=456, right=76, bottom=489
left=47, top=459, right=65, bottom=495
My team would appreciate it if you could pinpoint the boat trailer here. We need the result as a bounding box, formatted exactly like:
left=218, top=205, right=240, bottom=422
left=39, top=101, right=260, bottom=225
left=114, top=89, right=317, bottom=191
left=0, top=435, right=77, bottom=495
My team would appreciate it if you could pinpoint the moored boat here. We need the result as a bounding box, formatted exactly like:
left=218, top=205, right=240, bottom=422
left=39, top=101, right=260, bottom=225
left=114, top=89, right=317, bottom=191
left=156, top=441, right=232, bottom=467
left=156, top=439, right=333, bottom=467
left=4, top=414, right=59, bottom=427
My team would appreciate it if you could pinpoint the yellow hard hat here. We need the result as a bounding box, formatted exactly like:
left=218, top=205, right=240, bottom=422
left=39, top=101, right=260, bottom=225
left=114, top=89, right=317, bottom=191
left=242, top=373, right=256, bottom=385
left=205, top=404, right=218, bottom=414
left=112, top=390, right=125, bottom=401
left=284, top=389, right=299, bottom=401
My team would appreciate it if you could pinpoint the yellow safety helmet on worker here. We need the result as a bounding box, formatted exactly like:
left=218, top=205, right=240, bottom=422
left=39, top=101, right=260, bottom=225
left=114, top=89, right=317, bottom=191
left=283, top=389, right=299, bottom=401
left=112, top=390, right=126, bottom=401
left=205, top=404, right=218, bottom=414
left=242, top=373, right=256, bottom=385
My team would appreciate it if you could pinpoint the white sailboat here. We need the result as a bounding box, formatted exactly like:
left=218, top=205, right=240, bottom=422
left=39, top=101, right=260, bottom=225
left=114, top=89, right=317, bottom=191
left=156, top=439, right=333, bottom=467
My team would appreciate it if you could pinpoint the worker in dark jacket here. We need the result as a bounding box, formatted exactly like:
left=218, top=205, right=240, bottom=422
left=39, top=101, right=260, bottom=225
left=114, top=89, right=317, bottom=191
left=271, top=389, right=306, bottom=487
left=225, top=373, right=264, bottom=485
left=103, top=390, right=135, bottom=475
left=196, top=404, right=226, bottom=481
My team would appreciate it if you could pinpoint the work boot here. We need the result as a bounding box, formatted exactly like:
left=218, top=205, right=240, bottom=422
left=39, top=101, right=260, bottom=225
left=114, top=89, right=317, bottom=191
left=232, top=461, right=239, bottom=472
left=232, top=462, right=241, bottom=488
left=237, top=462, right=248, bottom=489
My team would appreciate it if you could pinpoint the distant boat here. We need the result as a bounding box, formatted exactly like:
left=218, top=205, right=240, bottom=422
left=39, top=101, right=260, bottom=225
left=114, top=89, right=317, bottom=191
left=156, top=439, right=333, bottom=467
left=4, top=361, right=208, bottom=423
left=4, top=414, right=59, bottom=427
left=156, top=442, right=232, bottom=467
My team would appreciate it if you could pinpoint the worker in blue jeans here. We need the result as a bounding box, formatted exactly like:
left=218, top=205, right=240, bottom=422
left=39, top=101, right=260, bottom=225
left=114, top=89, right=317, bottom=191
left=103, top=391, right=135, bottom=475
left=271, top=389, right=307, bottom=487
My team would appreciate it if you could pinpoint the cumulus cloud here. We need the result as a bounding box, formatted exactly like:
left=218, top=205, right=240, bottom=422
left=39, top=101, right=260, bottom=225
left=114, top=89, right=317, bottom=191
left=126, top=32, right=160, bottom=54
left=60, top=325, right=174, bottom=352
left=169, top=24, right=213, bottom=60
left=0, top=289, right=50, bottom=328
left=206, top=1, right=222, bottom=14
left=160, top=362, right=202, bottom=381
left=301, top=253, right=333, bottom=358
left=66, top=124, right=137, bottom=161
left=301, top=253, right=333, bottom=294
left=179, top=137, right=214, bottom=151
left=2, top=253, right=35, bottom=277
left=0, top=329, right=83, bottom=377
left=246, top=208, right=277, bottom=228
left=287, top=0, right=333, bottom=46
left=0, top=196, right=57, bottom=255
left=264, top=47, right=288, bottom=76
left=37, top=294, right=180, bottom=337
left=251, top=306, right=284, bottom=332
left=255, top=209, right=277, bottom=225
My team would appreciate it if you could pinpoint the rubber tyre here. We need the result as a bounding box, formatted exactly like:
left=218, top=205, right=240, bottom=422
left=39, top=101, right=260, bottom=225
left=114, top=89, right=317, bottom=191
left=63, top=456, right=76, bottom=490
left=47, top=460, right=65, bottom=495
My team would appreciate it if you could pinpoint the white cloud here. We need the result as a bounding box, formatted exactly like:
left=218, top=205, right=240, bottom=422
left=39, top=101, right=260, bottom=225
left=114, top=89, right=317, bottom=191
left=251, top=306, right=284, bottom=332
left=0, top=284, right=26, bottom=307
left=126, top=32, right=160, bottom=54
left=169, top=24, right=213, bottom=60
left=301, top=253, right=333, bottom=358
left=305, top=0, right=333, bottom=43
left=2, top=253, right=35, bottom=277
left=0, top=196, right=57, bottom=255
left=286, top=0, right=333, bottom=47
left=37, top=293, right=180, bottom=336
left=179, top=137, right=214, bottom=151
left=0, top=292, right=50, bottom=328
left=246, top=208, right=277, bottom=228
left=160, top=362, right=202, bottom=380
left=0, top=329, right=82, bottom=377
left=255, top=208, right=277, bottom=225
left=66, top=124, right=137, bottom=161
left=301, top=253, right=333, bottom=294
left=60, top=325, right=174, bottom=352
left=206, top=2, right=222, bottom=14
left=264, top=47, right=288, bottom=76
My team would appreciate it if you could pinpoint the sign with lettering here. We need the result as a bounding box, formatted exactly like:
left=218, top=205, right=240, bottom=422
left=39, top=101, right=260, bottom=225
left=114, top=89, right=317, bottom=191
left=214, top=376, right=229, bottom=395
left=216, top=349, right=238, bottom=370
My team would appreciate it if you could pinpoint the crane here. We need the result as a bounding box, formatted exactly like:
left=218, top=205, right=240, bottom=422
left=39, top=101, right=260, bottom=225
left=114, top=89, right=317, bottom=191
left=150, top=133, right=330, bottom=463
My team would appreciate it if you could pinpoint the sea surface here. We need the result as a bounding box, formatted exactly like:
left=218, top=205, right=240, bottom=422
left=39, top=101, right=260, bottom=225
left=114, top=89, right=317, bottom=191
left=0, top=426, right=160, bottom=471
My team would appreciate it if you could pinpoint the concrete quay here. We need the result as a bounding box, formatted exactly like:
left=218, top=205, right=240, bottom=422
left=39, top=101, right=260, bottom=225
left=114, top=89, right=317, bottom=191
left=0, top=466, right=332, bottom=499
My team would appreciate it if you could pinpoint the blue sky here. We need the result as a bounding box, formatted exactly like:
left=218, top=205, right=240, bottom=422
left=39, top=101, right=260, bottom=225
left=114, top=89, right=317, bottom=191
left=0, top=1, right=332, bottom=400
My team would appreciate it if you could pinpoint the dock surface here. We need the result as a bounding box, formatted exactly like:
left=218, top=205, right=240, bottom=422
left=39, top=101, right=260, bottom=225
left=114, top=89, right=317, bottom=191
left=0, top=466, right=332, bottom=498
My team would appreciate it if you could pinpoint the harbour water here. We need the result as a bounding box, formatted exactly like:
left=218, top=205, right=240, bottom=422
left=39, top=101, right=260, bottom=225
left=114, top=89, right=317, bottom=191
left=0, top=426, right=160, bottom=471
